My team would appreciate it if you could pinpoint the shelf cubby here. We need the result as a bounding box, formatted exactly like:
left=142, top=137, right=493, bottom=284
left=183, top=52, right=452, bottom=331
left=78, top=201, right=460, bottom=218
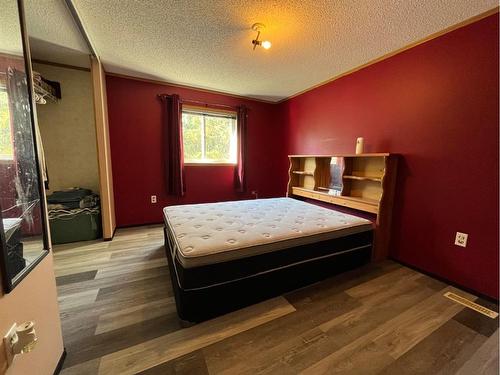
left=287, top=153, right=398, bottom=261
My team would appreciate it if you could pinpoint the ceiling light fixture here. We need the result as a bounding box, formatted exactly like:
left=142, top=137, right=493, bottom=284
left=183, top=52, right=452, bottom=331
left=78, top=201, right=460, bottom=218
left=251, top=23, right=272, bottom=50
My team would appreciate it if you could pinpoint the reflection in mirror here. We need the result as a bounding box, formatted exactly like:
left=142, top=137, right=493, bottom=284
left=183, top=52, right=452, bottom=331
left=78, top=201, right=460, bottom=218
left=24, top=1, right=105, bottom=249
left=0, top=0, right=48, bottom=290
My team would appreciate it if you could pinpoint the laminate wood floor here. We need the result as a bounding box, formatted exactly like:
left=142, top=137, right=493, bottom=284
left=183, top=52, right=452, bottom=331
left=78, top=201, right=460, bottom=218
left=53, top=225, right=499, bottom=375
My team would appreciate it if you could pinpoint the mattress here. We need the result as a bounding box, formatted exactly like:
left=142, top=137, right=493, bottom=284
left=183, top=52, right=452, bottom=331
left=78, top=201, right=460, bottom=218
left=163, top=197, right=372, bottom=268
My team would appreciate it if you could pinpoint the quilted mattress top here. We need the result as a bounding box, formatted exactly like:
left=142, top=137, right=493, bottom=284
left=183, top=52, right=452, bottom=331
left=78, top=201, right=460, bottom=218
left=163, top=197, right=372, bottom=268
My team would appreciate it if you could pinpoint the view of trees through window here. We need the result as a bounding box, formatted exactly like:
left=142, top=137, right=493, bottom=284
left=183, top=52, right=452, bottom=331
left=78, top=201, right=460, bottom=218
left=182, top=111, right=237, bottom=163
left=0, top=90, right=13, bottom=160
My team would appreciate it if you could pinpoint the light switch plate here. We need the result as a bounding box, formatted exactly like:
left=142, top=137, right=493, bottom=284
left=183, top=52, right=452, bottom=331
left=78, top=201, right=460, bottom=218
left=455, top=232, right=468, bottom=247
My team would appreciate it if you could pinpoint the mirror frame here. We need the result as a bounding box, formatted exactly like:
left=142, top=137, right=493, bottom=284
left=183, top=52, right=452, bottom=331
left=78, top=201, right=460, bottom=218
left=0, top=0, right=51, bottom=293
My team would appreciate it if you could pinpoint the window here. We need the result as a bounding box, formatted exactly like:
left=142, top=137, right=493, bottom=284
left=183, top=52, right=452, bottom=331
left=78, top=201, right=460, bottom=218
left=182, top=108, right=237, bottom=164
left=0, top=89, right=13, bottom=161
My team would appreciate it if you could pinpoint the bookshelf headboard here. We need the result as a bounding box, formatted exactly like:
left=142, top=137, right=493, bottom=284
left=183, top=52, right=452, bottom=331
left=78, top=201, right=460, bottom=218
left=287, top=154, right=398, bottom=260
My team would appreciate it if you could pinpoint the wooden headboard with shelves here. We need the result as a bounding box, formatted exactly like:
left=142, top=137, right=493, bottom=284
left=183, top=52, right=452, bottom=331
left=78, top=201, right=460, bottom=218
left=287, top=153, right=398, bottom=261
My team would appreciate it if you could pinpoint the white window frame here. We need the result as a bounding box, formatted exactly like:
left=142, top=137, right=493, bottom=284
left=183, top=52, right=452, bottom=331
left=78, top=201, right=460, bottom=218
left=182, top=106, right=237, bottom=166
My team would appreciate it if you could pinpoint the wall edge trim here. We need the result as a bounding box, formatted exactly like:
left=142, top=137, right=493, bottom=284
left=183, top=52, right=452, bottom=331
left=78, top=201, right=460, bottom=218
left=32, top=59, right=91, bottom=72
left=105, top=72, right=278, bottom=105
left=392, top=258, right=498, bottom=303
left=53, top=348, right=67, bottom=375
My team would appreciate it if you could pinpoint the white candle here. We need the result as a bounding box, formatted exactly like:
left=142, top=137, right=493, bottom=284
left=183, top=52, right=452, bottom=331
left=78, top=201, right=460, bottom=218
left=356, top=137, right=364, bottom=154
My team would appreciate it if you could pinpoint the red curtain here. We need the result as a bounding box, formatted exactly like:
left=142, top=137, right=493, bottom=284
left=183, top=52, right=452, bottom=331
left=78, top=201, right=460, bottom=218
left=161, top=94, right=185, bottom=196
left=234, top=105, right=247, bottom=192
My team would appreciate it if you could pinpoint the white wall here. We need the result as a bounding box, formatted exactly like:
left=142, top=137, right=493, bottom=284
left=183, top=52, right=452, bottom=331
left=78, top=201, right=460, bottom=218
left=33, top=63, right=100, bottom=194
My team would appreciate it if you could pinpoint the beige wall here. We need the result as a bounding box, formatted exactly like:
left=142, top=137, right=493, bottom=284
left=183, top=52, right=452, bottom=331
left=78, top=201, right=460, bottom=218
left=0, top=254, right=64, bottom=374
left=91, top=57, right=116, bottom=239
left=33, top=63, right=100, bottom=194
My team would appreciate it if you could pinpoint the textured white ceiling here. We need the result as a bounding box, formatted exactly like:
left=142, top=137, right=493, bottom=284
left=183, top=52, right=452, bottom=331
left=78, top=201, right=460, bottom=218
left=17, top=1, right=500, bottom=101
left=71, top=0, right=497, bottom=101
left=25, top=0, right=89, bottom=54
left=0, top=0, right=90, bottom=65
left=0, top=0, right=24, bottom=55
left=29, top=37, right=91, bottom=68
left=25, top=0, right=91, bottom=67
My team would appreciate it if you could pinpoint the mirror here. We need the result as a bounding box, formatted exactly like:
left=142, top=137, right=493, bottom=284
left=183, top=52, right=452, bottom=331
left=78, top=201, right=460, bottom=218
left=0, top=0, right=49, bottom=292
left=23, top=1, right=105, bottom=249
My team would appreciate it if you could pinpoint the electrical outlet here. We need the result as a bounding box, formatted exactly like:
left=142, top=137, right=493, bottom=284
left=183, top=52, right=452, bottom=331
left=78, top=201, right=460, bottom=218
left=454, top=232, right=468, bottom=247
left=3, top=324, right=17, bottom=366
left=251, top=190, right=258, bottom=199
left=151, top=195, right=157, bottom=204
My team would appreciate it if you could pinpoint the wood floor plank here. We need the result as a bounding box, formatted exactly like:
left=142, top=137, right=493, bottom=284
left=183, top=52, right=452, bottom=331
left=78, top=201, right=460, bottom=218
left=58, top=289, right=99, bottom=311
left=284, top=261, right=401, bottom=310
left=95, top=274, right=172, bottom=302
left=60, top=358, right=101, bottom=375
left=280, top=281, right=433, bottom=373
left=453, top=297, right=499, bottom=337
left=136, top=350, right=209, bottom=375
left=107, top=242, right=162, bottom=253
left=53, top=225, right=496, bottom=374
left=413, top=273, right=448, bottom=291
left=56, top=270, right=97, bottom=286
left=344, top=266, right=416, bottom=299
left=60, top=282, right=170, bottom=324
left=300, top=287, right=473, bottom=374
left=56, top=250, right=164, bottom=274
left=318, top=275, right=430, bottom=335
left=203, top=264, right=405, bottom=374
left=372, top=288, right=475, bottom=359
left=54, top=259, right=111, bottom=277
left=94, top=257, right=167, bottom=279
left=306, top=340, right=393, bottom=375
left=60, top=313, right=99, bottom=347
left=455, top=330, right=499, bottom=375
left=95, top=297, right=177, bottom=334
left=98, top=296, right=296, bottom=375
left=203, top=291, right=360, bottom=375
left=64, top=314, right=181, bottom=368
left=204, top=267, right=431, bottom=374
left=53, top=240, right=109, bottom=257
left=54, top=252, right=111, bottom=269
left=109, top=245, right=164, bottom=260
left=57, top=265, right=169, bottom=297
left=379, top=319, right=487, bottom=375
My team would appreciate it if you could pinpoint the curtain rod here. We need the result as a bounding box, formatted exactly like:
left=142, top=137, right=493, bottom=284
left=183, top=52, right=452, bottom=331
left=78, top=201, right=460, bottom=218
left=157, top=94, right=239, bottom=111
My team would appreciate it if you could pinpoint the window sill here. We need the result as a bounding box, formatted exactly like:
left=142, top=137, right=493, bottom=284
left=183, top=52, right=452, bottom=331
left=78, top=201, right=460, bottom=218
left=184, top=163, right=236, bottom=167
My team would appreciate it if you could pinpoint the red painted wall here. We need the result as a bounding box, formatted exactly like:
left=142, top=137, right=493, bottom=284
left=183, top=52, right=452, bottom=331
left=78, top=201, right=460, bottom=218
left=106, top=76, right=288, bottom=227
left=279, top=14, right=499, bottom=298
left=106, top=14, right=498, bottom=298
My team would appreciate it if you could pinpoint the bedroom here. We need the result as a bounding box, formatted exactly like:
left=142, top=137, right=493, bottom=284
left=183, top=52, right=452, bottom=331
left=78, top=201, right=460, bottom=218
left=0, top=1, right=498, bottom=374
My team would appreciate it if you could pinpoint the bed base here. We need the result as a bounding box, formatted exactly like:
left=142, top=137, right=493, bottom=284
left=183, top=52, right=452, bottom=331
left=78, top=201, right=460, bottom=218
left=164, top=227, right=372, bottom=323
